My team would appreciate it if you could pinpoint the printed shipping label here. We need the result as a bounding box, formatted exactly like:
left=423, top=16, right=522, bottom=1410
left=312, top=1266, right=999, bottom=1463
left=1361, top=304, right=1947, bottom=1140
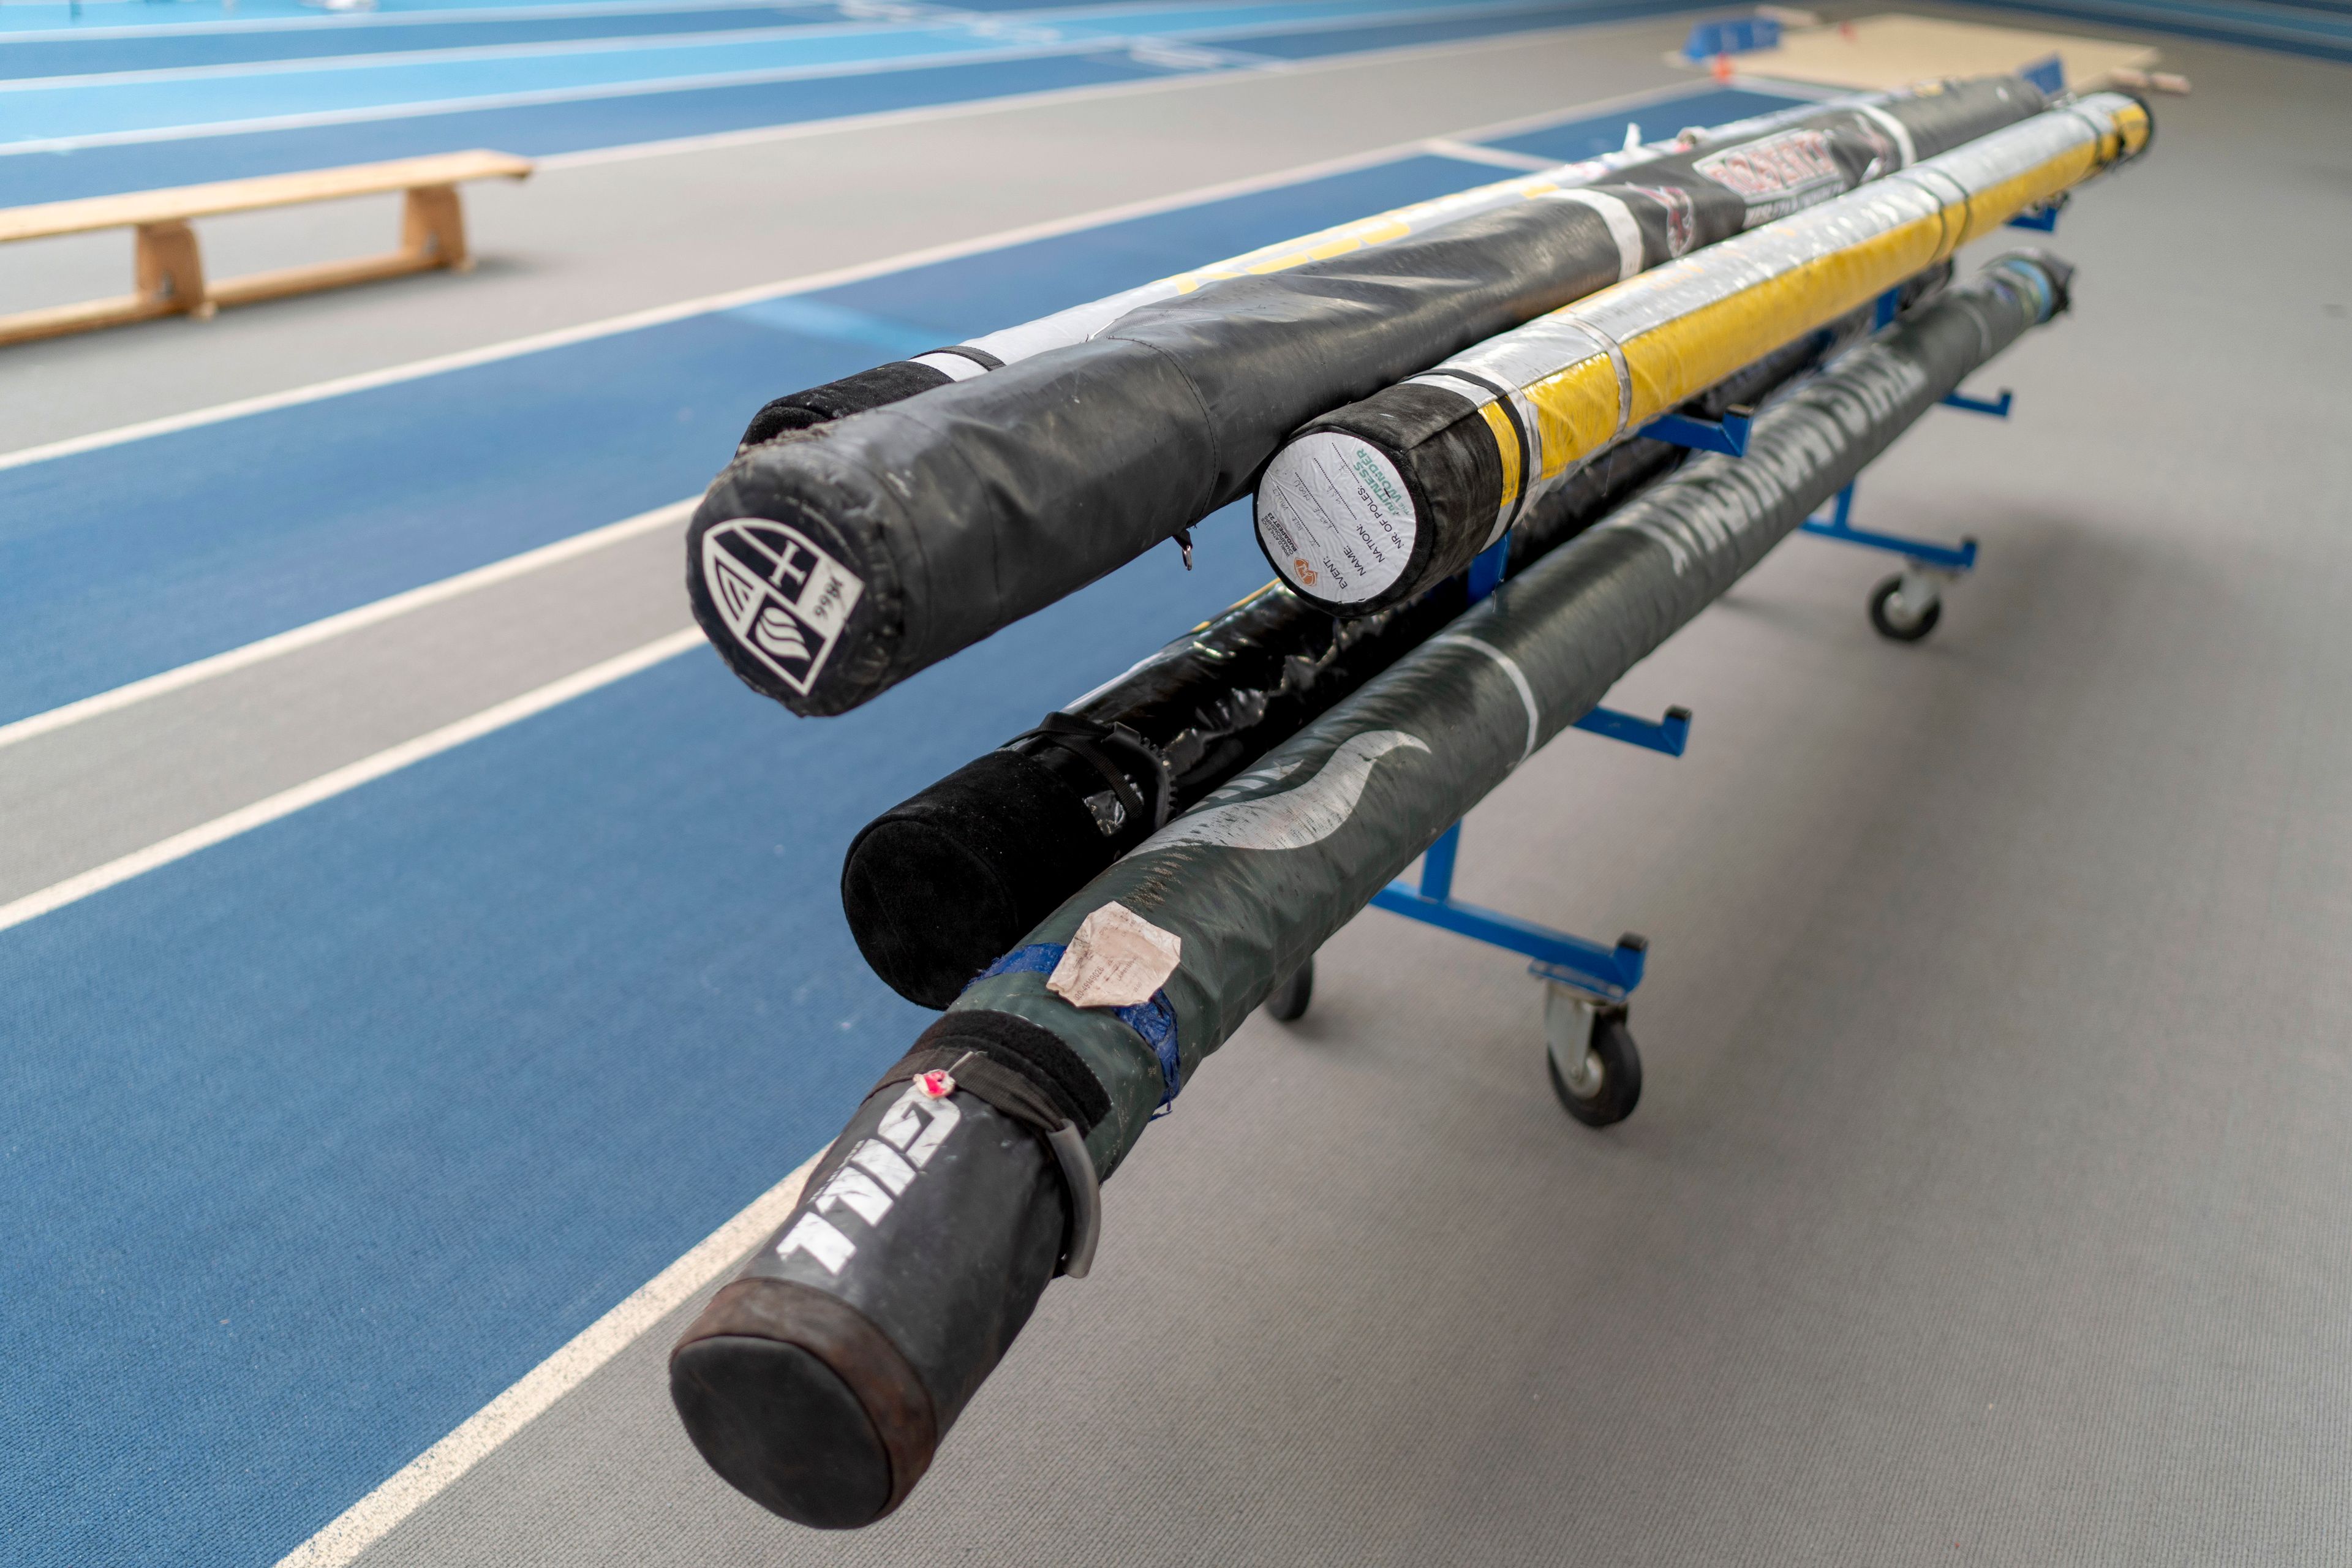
left=1049, top=903, right=1183, bottom=1009
left=701, top=518, right=865, bottom=695
left=1693, top=128, right=1846, bottom=227
left=1256, top=432, right=1417, bottom=604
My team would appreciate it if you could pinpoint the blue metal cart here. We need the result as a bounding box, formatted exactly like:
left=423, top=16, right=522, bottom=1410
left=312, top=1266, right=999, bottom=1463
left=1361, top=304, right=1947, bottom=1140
left=1262, top=239, right=2052, bottom=1126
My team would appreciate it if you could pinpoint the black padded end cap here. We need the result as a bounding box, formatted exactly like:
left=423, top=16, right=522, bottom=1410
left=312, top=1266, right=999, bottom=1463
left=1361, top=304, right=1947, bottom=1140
left=682, top=483, right=892, bottom=719
left=737, top=360, right=953, bottom=451
left=843, top=750, right=1115, bottom=1009
left=671, top=1334, right=894, bottom=1530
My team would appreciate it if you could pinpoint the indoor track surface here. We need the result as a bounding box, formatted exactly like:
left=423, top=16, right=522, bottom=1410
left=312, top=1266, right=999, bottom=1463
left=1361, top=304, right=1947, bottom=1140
left=4, top=4, right=2350, bottom=1564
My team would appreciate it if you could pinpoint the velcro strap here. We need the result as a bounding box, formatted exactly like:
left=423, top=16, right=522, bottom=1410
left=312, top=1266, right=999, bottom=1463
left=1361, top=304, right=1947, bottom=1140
left=1018, top=712, right=1153, bottom=828
left=870, top=1048, right=1065, bottom=1139
left=869, top=1030, right=1106, bottom=1278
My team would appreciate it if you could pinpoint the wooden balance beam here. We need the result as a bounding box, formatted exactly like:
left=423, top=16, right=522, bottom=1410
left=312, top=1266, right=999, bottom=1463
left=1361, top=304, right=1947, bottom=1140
left=0, top=149, right=533, bottom=349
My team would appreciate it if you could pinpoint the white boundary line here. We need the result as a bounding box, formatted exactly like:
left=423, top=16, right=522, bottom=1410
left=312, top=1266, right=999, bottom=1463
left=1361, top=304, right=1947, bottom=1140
left=1420, top=135, right=1559, bottom=169
left=529, top=37, right=1276, bottom=168
left=1, top=0, right=1468, bottom=88
left=0, top=0, right=1585, bottom=150
left=0, top=69, right=1721, bottom=475
left=273, top=1147, right=825, bottom=1568
left=11, top=64, right=1780, bottom=1568
left=0, top=34, right=1114, bottom=151
left=0, top=498, right=696, bottom=753
left=0, top=0, right=841, bottom=42
left=0, top=72, right=1727, bottom=754
left=0, top=16, right=1022, bottom=91
left=0, top=626, right=704, bottom=936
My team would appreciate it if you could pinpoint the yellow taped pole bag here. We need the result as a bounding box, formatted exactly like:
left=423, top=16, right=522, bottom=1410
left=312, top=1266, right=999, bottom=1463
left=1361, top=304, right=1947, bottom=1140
left=1254, top=92, right=2152, bottom=615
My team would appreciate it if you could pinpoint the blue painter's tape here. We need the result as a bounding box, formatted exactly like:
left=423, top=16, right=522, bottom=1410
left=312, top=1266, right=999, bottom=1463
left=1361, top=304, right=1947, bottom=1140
left=977, top=943, right=1183, bottom=1114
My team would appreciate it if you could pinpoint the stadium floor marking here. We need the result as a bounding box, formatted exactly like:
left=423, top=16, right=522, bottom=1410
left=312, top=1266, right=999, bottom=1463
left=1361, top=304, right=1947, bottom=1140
left=272, top=1147, right=824, bottom=1568
left=0, top=74, right=1720, bottom=473
left=0, top=90, right=1787, bottom=736
left=0, top=0, right=1577, bottom=149
left=0, top=85, right=1779, bottom=741
left=0, top=627, right=705, bottom=937
left=1422, top=134, right=1569, bottom=168
left=530, top=23, right=1721, bottom=167
left=0, top=36, right=1177, bottom=152
left=0, top=499, right=695, bottom=754
left=4, top=88, right=1796, bottom=1568
left=0, top=0, right=844, bottom=31
left=0, top=0, right=842, bottom=40
left=0, top=0, right=1708, bottom=201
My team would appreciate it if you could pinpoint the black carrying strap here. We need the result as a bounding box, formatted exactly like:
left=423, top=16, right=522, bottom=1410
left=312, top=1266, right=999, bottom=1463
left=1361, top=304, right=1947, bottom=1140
left=869, top=1030, right=1104, bottom=1279
left=1016, top=712, right=1163, bottom=831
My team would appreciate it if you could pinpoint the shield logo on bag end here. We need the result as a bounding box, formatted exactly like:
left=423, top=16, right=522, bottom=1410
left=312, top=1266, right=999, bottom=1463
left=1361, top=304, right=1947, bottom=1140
left=701, top=518, right=865, bottom=695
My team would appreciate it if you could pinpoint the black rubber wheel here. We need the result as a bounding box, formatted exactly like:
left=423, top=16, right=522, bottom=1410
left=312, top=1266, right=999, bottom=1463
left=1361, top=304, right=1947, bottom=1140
left=1264, top=956, right=1314, bottom=1022
left=1547, top=1006, right=1642, bottom=1127
left=1868, top=575, right=1942, bottom=642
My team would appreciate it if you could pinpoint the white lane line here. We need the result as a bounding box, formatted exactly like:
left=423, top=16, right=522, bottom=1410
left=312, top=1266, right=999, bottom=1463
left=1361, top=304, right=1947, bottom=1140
left=2, top=20, right=1000, bottom=92
left=0, top=0, right=1557, bottom=153
left=0, top=498, right=696, bottom=753
left=537, top=36, right=1713, bottom=171
left=273, top=1147, right=826, bottom=1568
left=1420, top=135, right=1561, bottom=170
left=531, top=56, right=1250, bottom=168
left=0, top=70, right=1728, bottom=477
left=0, top=0, right=839, bottom=43
left=0, top=34, right=1121, bottom=154
left=0, top=626, right=703, bottom=937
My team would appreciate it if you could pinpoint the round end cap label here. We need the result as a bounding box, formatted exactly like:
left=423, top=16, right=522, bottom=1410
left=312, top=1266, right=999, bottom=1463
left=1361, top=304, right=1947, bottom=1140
left=1255, top=432, right=1418, bottom=605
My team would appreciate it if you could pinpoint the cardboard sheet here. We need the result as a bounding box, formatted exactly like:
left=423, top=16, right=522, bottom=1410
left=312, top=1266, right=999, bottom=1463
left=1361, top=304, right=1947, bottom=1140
left=1722, top=13, right=2158, bottom=91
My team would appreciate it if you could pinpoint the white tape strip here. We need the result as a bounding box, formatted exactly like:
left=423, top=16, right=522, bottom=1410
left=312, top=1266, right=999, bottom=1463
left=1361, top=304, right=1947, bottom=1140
left=1855, top=102, right=1917, bottom=168
left=910, top=350, right=992, bottom=381
left=1403, top=369, right=1496, bottom=407
left=1551, top=188, right=1645, bottom=279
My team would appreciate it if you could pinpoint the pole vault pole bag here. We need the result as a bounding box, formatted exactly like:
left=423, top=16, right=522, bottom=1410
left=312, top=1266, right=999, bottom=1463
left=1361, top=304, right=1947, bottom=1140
left=685, top=80, right=2045, bottom=717
left=722, top=83, right=2030, bottom=454
left=1254, top=95, right=2145, bottom=618
left=834, top=270, right=1952, bottom=1008
left=679, top=254, right=2082, bottom=1530
left=671, top=1014, right=1108, bottom=1528
left=840, top=715, right=1169, bottom=1011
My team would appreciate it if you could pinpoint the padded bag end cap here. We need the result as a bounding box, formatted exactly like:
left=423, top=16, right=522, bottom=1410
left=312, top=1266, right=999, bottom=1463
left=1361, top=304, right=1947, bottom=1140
left=670, top=1276, right=938, bottom=1529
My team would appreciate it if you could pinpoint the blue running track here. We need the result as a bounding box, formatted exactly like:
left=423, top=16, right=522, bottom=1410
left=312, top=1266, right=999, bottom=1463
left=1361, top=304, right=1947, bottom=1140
left=0, top=0, right=1709, bottom=204
left=0, top=83, right=1799, bottom=1568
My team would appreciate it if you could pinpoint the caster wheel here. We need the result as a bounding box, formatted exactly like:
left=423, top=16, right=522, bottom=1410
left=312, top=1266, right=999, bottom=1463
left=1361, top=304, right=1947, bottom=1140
left=1546, top=1004, right=1642, bottom=1127
left=1869, top=575, right=1941, bottom=642
left=1264, top=956, right=1314, bottom=1023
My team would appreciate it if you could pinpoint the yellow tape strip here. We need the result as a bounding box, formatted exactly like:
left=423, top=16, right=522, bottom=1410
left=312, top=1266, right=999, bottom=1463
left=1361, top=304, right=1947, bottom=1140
left=1515, top=140, right=2119, bottom=478
left=1478, top=400, right=1523, bottom=515
left=1522, top=361, right=1622, bottom=480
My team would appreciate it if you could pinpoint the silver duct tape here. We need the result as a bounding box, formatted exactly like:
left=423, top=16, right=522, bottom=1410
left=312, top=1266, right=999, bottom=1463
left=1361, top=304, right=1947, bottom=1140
left=1436, top=94, right=2138, bottom=501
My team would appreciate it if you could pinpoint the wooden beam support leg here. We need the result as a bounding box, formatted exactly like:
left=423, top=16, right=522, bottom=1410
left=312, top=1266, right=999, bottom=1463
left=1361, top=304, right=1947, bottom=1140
left=401, top=184, right=470, bottom=272
left=135, top=219, right=213, bottom=318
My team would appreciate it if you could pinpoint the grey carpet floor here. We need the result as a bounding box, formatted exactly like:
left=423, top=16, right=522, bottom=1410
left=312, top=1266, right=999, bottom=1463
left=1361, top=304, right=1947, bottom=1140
left=356, top=18, right=2352, bottom=1567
